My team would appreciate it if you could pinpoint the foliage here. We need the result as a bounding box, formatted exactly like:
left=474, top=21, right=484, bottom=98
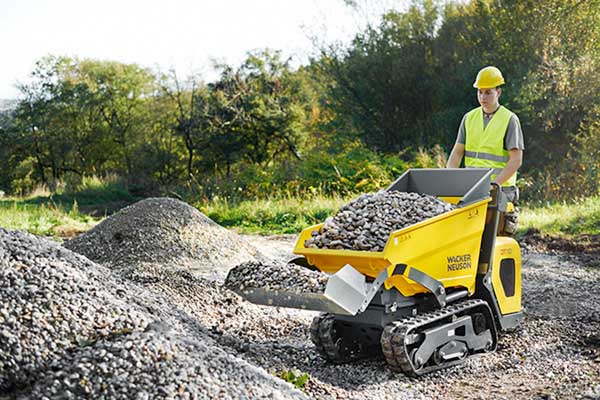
left=316, top=0, right=446, bottom=152
left=158, top=50, right=315, bottom=181
left=277, top=369, right=310, bottom=391
left=181, top=144, right=441, bottom=202
left=1, top=0, right=599, bottom=203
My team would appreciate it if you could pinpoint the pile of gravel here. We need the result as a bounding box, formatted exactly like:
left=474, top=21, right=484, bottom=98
left=304, top=191, right=454, bottom=252
left=22, top=329, right=308, bottom=400
left=225, top=261, right=328, bottom=293
left=0, top=228, right=307, bottom=399
left=0, top=228, right=148, bottom=391
left=65, top=197, right=264, bottom=273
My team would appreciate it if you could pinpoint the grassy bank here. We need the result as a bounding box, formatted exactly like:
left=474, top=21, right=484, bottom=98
left=0, top=199, right=98, bottom=238
left=197, top=195, right=350, bottom=234
left=0, top=176, right=136, bottom=238
left=519, top=196, right=600, bottom=236
left=1, top=186, right=599, bottom=239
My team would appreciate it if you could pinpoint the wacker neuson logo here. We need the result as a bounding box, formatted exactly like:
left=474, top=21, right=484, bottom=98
left=447, top=254, right=472, bottom=271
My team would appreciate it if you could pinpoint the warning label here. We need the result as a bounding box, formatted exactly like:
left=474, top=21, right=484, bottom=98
left=447, top=254, right=472, bottom=271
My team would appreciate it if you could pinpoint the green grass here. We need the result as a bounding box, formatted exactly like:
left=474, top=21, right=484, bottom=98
left=3, top=178, right=599, bottom=240
left=519, top=196, right=600, bottom=236
left=197, top=195, right=350, bottom=234
left=0, top=175, right=136, bottom=238
left=0, top=199, right=98, bottom=238
left=276, top=369, right=310, bottom=391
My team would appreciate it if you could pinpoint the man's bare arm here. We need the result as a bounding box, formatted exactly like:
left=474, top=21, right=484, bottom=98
left=492, top=148, right=523, bottom=185
left=446, top=143, right=465, bottom=168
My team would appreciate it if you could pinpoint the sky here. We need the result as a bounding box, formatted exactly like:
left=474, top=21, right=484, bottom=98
left=0, top=0, right=395, bottom=99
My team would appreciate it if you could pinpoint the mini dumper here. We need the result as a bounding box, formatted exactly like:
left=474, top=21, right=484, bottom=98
left=233, top=168, right=523, bottom=376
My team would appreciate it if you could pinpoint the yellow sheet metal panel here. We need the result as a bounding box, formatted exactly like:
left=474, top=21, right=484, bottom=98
left=294, top=198, right=491, bottom=297
left=491, top=237, right=522, bottom=315
left=383, top=199, right=490, bottom=296
left=294, top=223, right=388, bottom=275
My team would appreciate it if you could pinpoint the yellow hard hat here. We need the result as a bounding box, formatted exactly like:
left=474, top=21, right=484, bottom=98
left=473, top=66, right=505, bottom=89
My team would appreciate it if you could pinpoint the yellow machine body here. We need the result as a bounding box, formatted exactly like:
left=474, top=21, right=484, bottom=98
left=490, top=237, right=522, bottom=314
left=294, top=197, right=491, bottom=298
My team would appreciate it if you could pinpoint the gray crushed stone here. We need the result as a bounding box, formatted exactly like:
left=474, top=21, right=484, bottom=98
left=304, top=191, right=454, bottom=251
left=65, top=197, right=264, bottom=273
left=225, top=261, right=328, bottom=293
left=21, top=330, right=306, bottom=400
left=0, top=228, right=308, bottom=399
left=0, top=228, right=148, bottom=392
left=3, top=194, right=598, bottom=399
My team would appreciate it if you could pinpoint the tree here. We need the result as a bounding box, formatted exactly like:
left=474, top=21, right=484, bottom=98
left=317, top=0, right=445, bottom=153
left=200, top=50, right=311, bottom=175
left=12, top=56, right=161, bottom=187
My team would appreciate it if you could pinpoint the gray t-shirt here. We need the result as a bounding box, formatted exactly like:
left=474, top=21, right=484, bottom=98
left=456, top=110, right=525, bottom=150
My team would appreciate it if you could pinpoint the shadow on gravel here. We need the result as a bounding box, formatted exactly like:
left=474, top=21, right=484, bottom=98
left=206, top=319, right=402, bottom=391
left=520, top=229, right=600, bottom=266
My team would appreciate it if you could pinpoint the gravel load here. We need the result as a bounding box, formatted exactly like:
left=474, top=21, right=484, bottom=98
left=304, top=191, right=454, bottom=251
left=65, top=197, right=264, bottom=273
left=225, top=261, right=328, bottom=293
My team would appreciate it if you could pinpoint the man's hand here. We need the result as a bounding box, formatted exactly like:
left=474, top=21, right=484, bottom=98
left=492, top=148, right=523, bottom=185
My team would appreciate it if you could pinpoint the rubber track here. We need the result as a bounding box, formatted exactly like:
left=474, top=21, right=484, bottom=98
left=380, top=298, right=496, bottom=376
left=310, top=313, right=379, bottom=363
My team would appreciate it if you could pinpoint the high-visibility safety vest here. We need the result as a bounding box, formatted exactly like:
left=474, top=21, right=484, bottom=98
left=464, top=105, right=516, bottom=187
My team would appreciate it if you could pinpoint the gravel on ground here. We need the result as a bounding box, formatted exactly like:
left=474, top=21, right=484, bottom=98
left=2, top=197, right=598, bottom=400
left=0, top=227, right=307, bottom=399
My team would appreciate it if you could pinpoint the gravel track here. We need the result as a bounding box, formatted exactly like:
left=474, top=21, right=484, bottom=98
left=1, top=197, right=598, bottom=399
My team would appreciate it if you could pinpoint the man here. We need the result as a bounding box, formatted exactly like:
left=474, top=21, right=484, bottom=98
left=446, top=66, right=524, bottom=234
